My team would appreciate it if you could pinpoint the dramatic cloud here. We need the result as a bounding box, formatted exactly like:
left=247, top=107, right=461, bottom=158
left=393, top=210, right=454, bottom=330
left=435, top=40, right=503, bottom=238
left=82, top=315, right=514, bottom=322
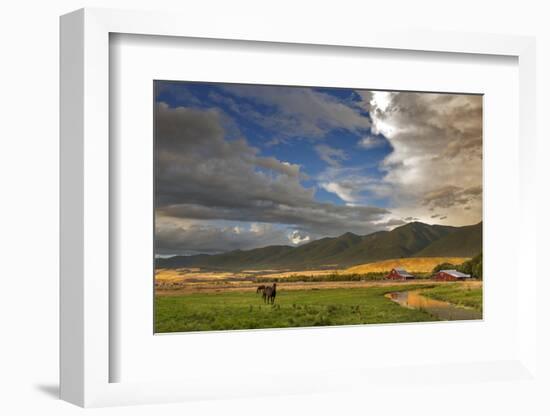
left=155, top=102, right=388, bottom=254
left=220, top=84, right=371, bottom=139
left=360, top=91, right=483, bottom=225
left=154, top=83, right=482, bottom=255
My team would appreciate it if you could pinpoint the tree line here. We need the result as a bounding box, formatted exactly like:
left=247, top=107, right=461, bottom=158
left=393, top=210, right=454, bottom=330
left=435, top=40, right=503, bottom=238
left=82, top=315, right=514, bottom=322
left=256, top=272, right=387, bottom=283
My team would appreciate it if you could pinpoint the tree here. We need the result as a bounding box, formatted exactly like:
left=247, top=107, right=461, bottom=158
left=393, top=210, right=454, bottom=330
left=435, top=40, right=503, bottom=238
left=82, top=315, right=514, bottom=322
left=459, top=260, right=473, bottom=275
left=471, top=253, right=482, bottom=279
left=432, top=262, right=455, bottom=273
left=460, top=253, right=482, bottom=278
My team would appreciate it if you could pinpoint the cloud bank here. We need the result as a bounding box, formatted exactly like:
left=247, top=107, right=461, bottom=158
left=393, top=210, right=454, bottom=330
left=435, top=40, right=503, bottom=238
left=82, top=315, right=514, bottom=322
left=155, top=102, right=388, bottom=255
left=155, top=84, right=482, bottom=255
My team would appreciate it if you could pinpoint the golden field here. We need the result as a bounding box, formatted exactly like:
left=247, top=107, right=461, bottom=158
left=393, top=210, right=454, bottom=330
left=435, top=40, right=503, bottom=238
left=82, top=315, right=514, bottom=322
left=244, top=256, right=470, bottom=278
left=155, top=256, right=470, bottom=284
left=343, top=257, right=469, bottom=274
left=155, top=268, right=249, bottom=282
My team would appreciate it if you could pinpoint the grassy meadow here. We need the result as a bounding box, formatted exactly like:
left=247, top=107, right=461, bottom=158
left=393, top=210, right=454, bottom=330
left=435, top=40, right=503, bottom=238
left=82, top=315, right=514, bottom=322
left=419, top=283, right=483, bottom=312
left=154, top=282, right=482, bottom=333
left=154, top=254, right=483, bottom=333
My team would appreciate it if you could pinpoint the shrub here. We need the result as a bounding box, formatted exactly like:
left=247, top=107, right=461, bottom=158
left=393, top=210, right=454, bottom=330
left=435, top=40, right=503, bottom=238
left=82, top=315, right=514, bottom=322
left=432, top=262, right=456, bottom=273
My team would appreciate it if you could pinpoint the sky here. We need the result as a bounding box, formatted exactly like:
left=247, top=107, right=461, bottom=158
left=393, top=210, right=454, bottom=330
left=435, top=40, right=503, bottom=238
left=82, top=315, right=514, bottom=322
left=154, top=81, right=482, bottom=256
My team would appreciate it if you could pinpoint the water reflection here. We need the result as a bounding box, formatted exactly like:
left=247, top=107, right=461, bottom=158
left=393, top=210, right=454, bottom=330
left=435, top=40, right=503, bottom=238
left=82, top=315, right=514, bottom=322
left=385, top=290, right=482, bottom=321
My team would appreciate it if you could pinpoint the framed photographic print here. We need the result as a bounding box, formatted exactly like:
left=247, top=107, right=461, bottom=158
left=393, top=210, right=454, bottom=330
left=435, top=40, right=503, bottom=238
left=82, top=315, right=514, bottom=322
left=60, top=7, right=539, bottom=409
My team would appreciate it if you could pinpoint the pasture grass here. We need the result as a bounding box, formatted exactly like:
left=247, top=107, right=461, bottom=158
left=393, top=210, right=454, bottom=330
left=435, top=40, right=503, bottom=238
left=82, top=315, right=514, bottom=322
left=155, top=284, right=439, bottom=333
left=420, top=283, right=483, bottom=312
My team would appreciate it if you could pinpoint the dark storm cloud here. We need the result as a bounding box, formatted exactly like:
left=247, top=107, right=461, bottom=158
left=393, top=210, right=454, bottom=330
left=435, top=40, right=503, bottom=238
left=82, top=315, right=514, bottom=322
left=155, top=103, right=388, bottom=253
left=155, top=219, right=292, bottom=255
left=421, top=185, right=482, bottom=209
left=159, top=201, right=388, bottom=237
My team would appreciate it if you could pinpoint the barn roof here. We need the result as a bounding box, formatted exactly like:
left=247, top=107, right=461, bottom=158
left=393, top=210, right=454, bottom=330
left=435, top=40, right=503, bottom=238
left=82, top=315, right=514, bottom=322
left=440, top=269, right=471, bottom=278
left=394, top=268, right=413, bottom=277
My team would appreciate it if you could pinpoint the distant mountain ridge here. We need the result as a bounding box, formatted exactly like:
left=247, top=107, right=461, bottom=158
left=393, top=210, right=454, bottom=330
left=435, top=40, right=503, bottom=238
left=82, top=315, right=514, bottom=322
left=156, top=221, right=482, bottom=270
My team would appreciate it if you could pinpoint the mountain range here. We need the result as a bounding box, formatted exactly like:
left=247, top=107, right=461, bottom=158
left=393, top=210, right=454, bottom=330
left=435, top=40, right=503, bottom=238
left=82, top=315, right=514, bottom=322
left=156, top=221, right=482, bottom=270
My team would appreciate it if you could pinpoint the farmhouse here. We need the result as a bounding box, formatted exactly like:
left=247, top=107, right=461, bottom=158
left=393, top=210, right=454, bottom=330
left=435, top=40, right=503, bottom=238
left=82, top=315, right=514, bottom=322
left=434, top=269, right=471, bottom=281
left=386, top=268, right=414, bottom=280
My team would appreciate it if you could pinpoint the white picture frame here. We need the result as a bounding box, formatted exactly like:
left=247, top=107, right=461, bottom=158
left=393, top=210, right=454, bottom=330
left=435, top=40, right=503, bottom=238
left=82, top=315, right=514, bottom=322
left=60, top=8, right=538, bottom=408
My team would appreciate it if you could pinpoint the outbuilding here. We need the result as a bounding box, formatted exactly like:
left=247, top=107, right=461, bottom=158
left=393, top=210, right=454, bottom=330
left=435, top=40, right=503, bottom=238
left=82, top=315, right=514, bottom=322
left=386, top=268, right=414, bottom=280
left=434, top=269, right=471, bottom=281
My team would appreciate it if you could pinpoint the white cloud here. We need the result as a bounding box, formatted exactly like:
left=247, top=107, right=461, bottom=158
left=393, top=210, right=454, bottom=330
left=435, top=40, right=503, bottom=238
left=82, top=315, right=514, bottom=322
left=358, top=135, right=385, bottom=149
left=370, top=91, right=393, bottom=112
left=289, top=230, right=310, bottom=245
left=320, top=181, right=357, bottom=203
left=317, top=166, right=391, bottom=205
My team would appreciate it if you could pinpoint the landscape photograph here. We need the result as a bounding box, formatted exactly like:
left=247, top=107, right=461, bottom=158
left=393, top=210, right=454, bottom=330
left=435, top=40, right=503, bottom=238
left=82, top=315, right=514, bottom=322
left=154, top=80, right=483, bottom=333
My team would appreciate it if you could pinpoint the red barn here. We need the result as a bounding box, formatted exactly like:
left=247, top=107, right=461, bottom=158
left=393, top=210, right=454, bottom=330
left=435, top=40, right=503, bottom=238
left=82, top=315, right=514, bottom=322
left=386, top=268, right=414, bottom=280
left=434, top=269, right=470, bottom=281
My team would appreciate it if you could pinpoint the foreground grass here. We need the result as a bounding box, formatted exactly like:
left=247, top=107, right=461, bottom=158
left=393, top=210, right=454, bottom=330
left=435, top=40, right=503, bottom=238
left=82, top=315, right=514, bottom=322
left=420, top=283, right=483, bottom=312
left=155, top=284, right=437, bottom=333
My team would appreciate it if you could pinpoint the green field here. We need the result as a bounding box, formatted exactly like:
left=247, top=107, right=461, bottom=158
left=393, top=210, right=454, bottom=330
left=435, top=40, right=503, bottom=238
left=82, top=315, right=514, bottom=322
left=420, top=283, right=483, bottom=312
left=154, top=284, right=449, bottom=333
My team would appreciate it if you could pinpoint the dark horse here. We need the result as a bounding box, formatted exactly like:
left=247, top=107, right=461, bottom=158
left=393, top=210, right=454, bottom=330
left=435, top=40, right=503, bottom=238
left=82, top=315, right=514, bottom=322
left=263, top=283, right=277, bottom=304
left=256, top=285, right=267, bottom=303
